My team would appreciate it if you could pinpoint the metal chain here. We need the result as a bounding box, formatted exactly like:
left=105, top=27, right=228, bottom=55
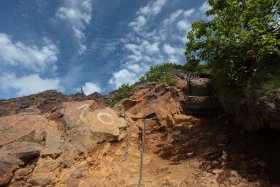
left=121, top=108, right=129, bottom=162
left=122, top=126, right=129, bottom=162
left=138, top=119, right=145, bottom=187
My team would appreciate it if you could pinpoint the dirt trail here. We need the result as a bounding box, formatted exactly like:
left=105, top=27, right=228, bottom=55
left=49, top=115, right=279, bottom=187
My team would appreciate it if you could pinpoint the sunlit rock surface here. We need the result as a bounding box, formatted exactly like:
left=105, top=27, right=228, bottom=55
left=0, top=77, right=279, bottom=186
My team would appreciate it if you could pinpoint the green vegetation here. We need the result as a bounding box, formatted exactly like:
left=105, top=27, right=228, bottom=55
left=108, top=84, right=134, bottom=106
left=184, top=63, right=211, bottom=75
left=109, top=0, right=280, bottom=106
left=108, top=63, right=181, bottom=106
left=261, top=75, right=280, bottom=93
left=139, top=63, right=179, bottom=86
left=185, top=0, right=280, bottom=97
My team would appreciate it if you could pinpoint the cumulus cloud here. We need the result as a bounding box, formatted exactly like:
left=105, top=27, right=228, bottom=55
left=163, top=9, right=183, bottom=25
left=177, top=20, right=191, bottom=31
left=126, top=64, right=143, bottom=73
left=55, top=0, right=92, bottom=27
left=0, top=32, right=62, bottom=98
left=139, top=0, right=168, bottom=16
left=183, top=9, right=194, bottom=17
left=0, top=33, right=58, bottom=72
left=200, top=1, right=211, bottom=13
left=124, top=40, right=160, bottom=63
left=129, top=0, right=168, bottom=33
left=142, top=41, right=159, bottom=53
left=55, top=0, right=93, bottom=54
left=163, top=44, right=176, bottom=55
left=108, top=1, right=212, bottom=90
left=199, top=1, right=213, bottom=21
left=129, top=16, right=147, bottom=32
left=78, top=82, right=101, bottom=95
left=109, top=69, right=139, bottom=89
left=0, top=73, right=62, bottom=97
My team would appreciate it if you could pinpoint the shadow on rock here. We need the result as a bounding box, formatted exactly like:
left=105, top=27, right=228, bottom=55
left=150, top=115, right=280, bottom=185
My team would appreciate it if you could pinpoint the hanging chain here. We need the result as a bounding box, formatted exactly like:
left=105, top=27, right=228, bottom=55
left=122, top=125, right=129, bottom=162
left=121, top=108, right=129, bottom=162
left=138, top=119, right=145, bottom=187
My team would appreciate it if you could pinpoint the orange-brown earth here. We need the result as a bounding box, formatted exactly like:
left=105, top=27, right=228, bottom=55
left=0, top=76, right=280, bottom=187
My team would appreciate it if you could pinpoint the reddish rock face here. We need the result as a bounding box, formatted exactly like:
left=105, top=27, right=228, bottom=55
left=123, top=84, right=182, bottom=129
left=0, top=162, right=18, bottom=186
left=60, top=100, right=126, bottom=147
left=0, top=100, right=126, bottom=186
left=0, top=115, right=46, bottom=146
left=0, top=80, right=279, bottom=186
left=0, top=90, right=108, bottom=118
left=0, top=115, right=46, bottom=185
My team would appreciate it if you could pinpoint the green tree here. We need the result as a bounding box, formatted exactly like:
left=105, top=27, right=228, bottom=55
left=139, top=63, right=178, bottom=86
left=185, top=0, right=280, bottom=95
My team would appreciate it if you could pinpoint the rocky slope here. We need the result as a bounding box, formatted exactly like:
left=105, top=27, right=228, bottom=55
left=0, top=75, right=280, bottom=187
left=0, top=90, right=108, bottom=117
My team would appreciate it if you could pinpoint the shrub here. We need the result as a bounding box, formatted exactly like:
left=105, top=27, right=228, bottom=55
left=108, top=84, right=134, bottom=106
left=108, top=63, right=181, bottom=106
left=139, top=63, right=179, bottom=85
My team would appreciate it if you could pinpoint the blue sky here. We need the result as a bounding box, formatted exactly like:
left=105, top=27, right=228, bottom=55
left=0, top=0, right=210, bottom=99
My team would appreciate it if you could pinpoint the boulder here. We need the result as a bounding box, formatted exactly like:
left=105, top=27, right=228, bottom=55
left=41, top=121, right=62, bottom=159
left=0, top=141, right=41, bottom=186
left=0, top=115, right=46, bottom=146
left=0, top=99, right=127, bottom=186
left=0, top=142, right=41, bottom=164
left=60, top=100, right=126, bottom=153
left=123, top=84, right=181, bottom=131
left=0, top=162, right=18, bottom=186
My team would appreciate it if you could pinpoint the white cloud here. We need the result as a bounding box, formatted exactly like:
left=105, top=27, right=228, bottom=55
left=177, top=20, right=191, bottom=31
left=0, top=33, right=58, bottom=72
left=162, top=8, right=194, bottom=28
left=78, top=43, right=87, bottom=54
left=56, top=7, right=79, bottom=22
left=73, top=27, right=85, bottom=41
left=126, top=64, right=143, bottom=73
left=109, top=1, right=201, bottom=90
left=129, top=0, right=168, bottom=33
left=139, top=0, right=168, bottom=16
left=163, top=44, right=176, bottom=55
left=142, top=41, right=159, bottom=53
left=125, top=43, right=138, bottom=53
left=124, top=40, right=159, bottom=63
left=0, top=73, right=62, bottom=97
left=55, top=0, right=93, bottom=54
left=199, top=2, right=213, bottom=21
left=109, top=69, right=138, bottom=89
left=183, top=9, right=194, bottom=17
left=55, top=0, right=92, bottom=27
left=79, top=82, right=101, bottom=95
left=163, top=9, right=183, bottom=25
left=200, top=1, right=211, bottom=13
left=129, top=16, right=147, bottom=32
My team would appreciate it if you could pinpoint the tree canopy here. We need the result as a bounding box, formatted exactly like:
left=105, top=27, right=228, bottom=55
left=185, top=0, right=280, bottom=95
